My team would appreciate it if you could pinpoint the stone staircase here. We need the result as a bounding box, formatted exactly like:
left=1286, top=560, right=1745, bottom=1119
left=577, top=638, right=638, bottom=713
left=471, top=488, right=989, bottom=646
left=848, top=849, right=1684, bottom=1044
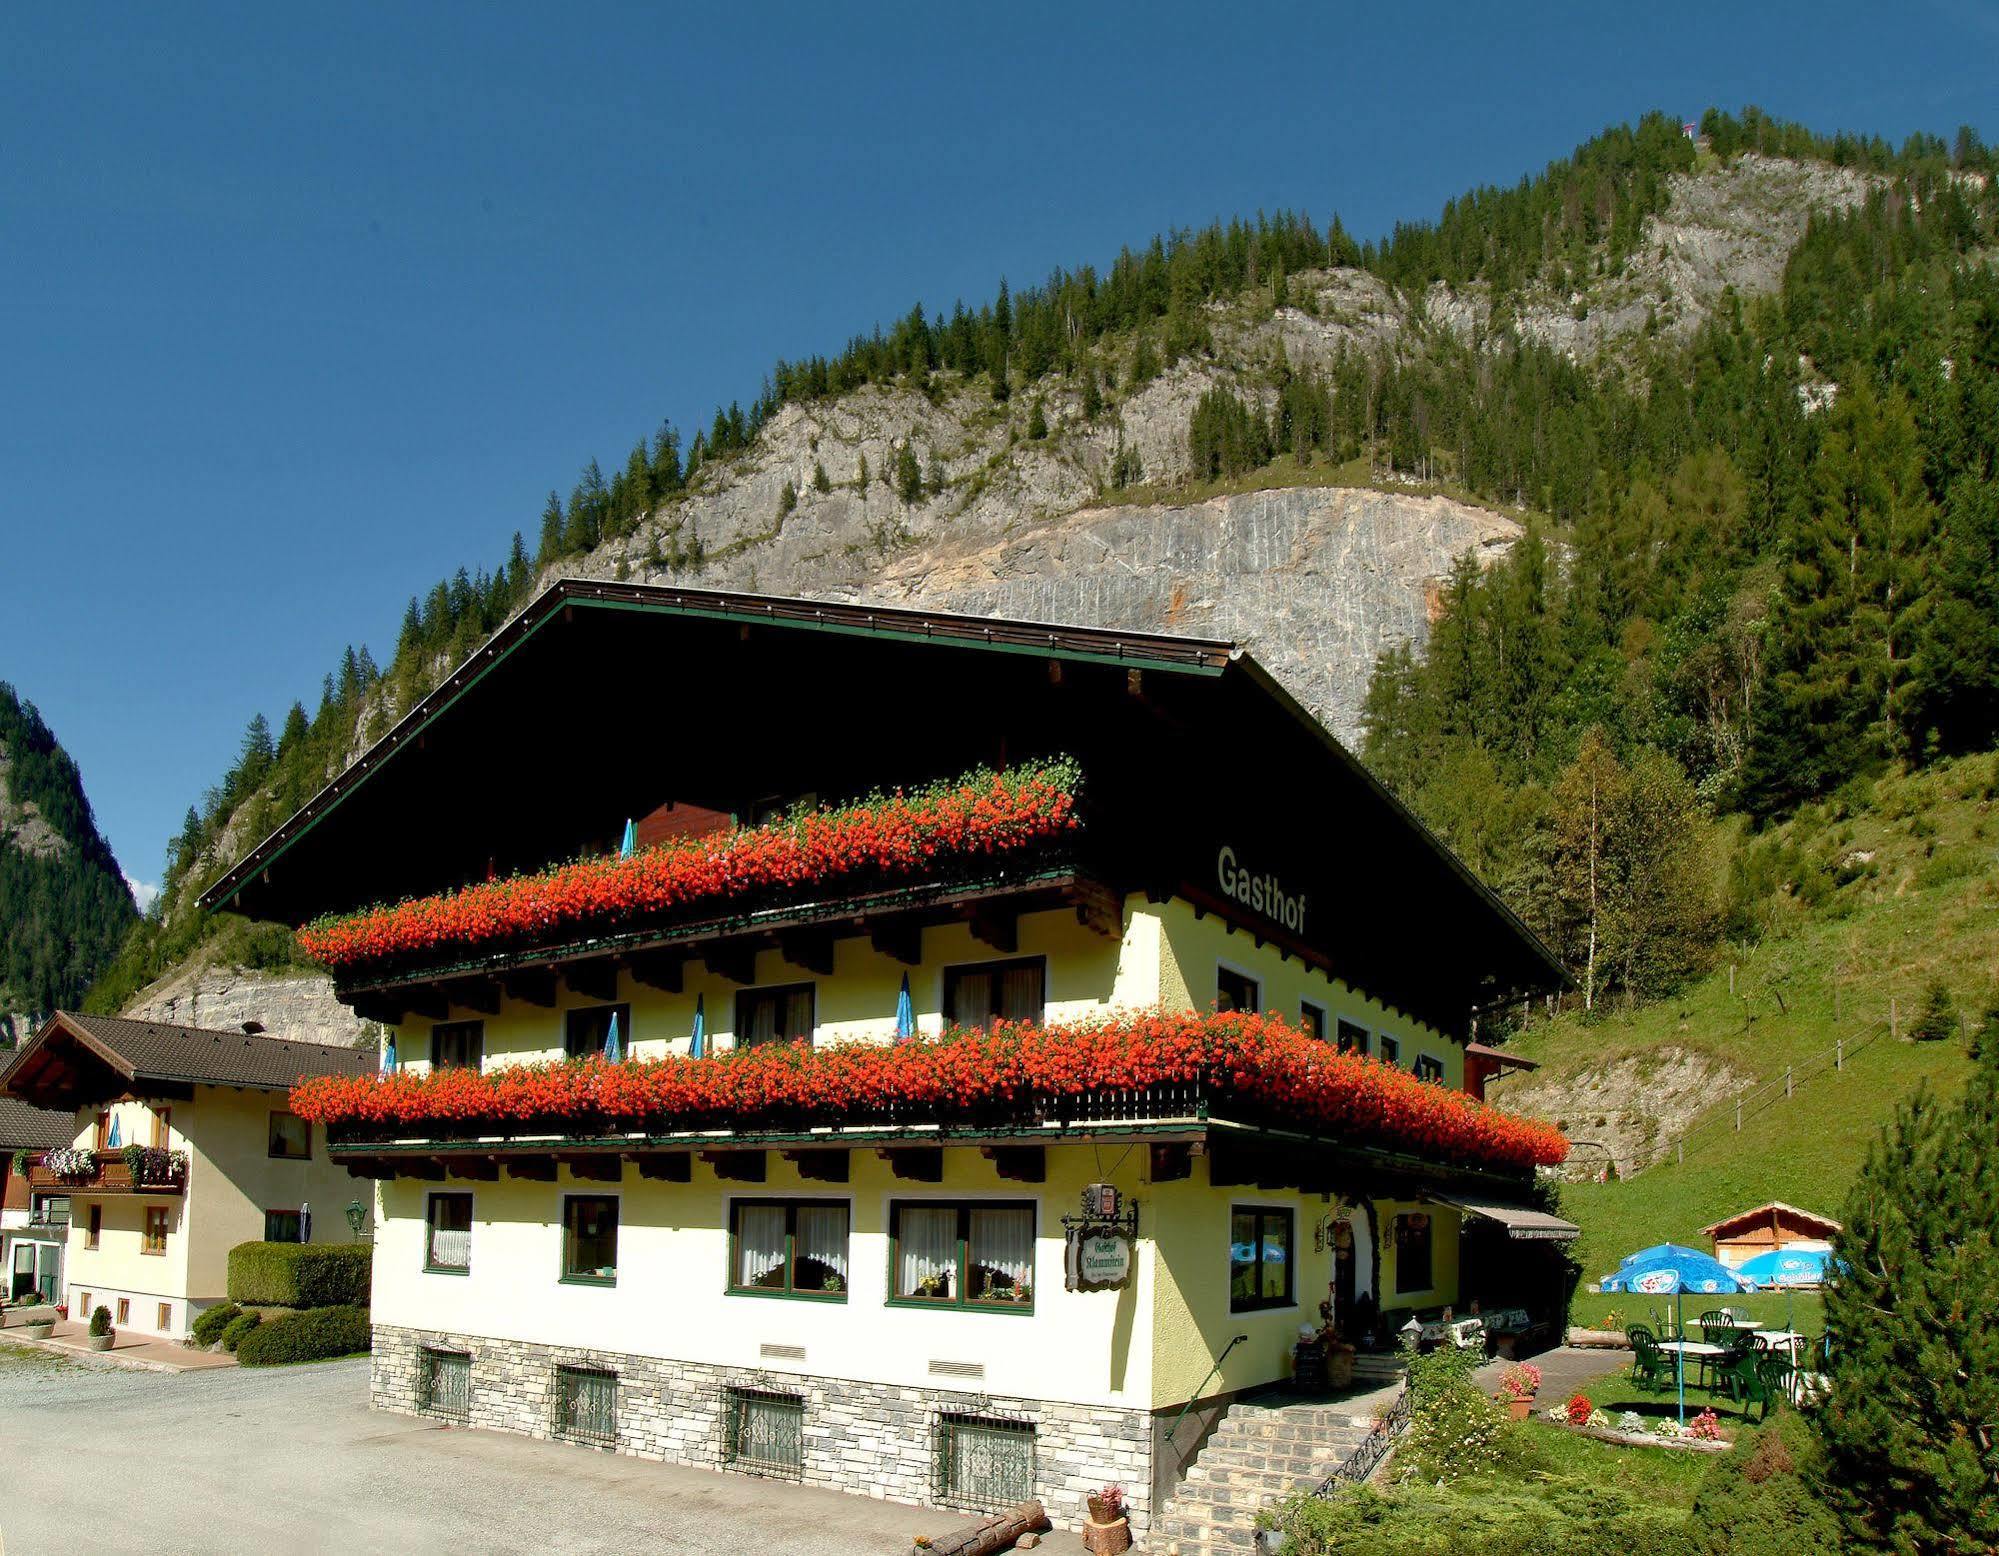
left=1154, top=1369, right=1405, bottom=1555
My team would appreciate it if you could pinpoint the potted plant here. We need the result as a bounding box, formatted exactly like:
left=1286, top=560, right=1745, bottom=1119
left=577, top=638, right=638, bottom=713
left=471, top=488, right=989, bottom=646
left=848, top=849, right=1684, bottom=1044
left=18, top=1308, right=56, bottom=1340
left=87, top=1304, right=115, bottom=1352
left=1083, top=1483, right=1129, bottom=1555
left=1496, top=1361, right=1542, bottom=1420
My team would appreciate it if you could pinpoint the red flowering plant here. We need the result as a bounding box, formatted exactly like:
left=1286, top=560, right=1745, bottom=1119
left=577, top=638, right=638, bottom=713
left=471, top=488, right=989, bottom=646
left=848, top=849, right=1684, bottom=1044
left=290, top=1010, right=1569, bottom=1174
left=296, top=758, right=1083, bottom=981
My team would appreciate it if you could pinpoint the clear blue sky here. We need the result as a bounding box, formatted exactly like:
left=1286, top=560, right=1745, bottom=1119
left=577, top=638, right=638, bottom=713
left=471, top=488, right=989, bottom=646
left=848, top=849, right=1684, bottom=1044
left=5, top=1, right=1995, bottom=897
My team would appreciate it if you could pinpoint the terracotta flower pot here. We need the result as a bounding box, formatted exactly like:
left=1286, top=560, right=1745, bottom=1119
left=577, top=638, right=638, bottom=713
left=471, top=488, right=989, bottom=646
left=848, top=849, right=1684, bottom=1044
left=1082, top=1514, right=1131, bottom=1555
left=1507, top=1395, right=1534, bottom=1421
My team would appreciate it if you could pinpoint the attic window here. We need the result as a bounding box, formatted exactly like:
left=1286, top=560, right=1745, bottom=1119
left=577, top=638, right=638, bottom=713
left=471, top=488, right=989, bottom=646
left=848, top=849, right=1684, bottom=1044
left=241, top=1021, right=266, bottom=1035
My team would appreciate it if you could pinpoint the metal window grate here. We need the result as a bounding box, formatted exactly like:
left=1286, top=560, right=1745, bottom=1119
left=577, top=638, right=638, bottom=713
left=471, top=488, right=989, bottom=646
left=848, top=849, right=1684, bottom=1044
left=555, top=1365, right=618, bottom=1446
left=724, top=1388, right=805, bottom=1478
left=935, top=1413, right=1036, bottom=1510
left=419, top=1348, right=471, bottom=1422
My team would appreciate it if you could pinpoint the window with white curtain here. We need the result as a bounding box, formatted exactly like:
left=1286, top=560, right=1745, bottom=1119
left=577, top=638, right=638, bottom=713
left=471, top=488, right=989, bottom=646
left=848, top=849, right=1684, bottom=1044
left=729, top=1200, right=849, bottom=1299
left=736, top=984, right=816, bottom=1048
left=893, top=1201, right=1036, bottom=1309
left=943, top=958, right=1046, bottom=1029
left=426, top=1192, right=472, bottom=1272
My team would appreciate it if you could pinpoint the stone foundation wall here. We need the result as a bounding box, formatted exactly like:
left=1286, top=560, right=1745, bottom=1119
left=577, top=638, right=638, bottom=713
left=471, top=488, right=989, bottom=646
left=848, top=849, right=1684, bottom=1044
left=373, top=1324, right=1157, bottom=1536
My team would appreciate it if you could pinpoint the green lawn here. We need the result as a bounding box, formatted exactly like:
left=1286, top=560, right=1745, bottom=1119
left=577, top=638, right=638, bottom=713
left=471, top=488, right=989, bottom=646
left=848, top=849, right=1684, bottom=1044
left=1509, top=1408, right=1714, bottom=1499
left=1551, top=1358, right=1784, bottom=1440
left=1494, top=755, right=1996, bottom=1308
left=0, top=1342, right=77, bottom=1374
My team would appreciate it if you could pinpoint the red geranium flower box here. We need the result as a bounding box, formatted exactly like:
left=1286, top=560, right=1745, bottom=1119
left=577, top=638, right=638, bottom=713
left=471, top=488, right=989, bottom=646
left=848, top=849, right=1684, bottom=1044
left=292, top=1010, right=1569, bottom=1175
left=297, top=758, right=1083, bottom=979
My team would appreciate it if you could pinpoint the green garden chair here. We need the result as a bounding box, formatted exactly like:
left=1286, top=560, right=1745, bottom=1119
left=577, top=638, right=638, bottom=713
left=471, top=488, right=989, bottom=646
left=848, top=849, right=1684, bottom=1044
left=1626, top=1325, right=1671, bottom=1394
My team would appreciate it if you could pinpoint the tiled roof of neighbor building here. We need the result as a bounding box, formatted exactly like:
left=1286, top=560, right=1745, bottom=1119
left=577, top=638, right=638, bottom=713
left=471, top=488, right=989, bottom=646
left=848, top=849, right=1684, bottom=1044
left=0, top=1093, right=76, bottom=1149
left=0, top=1011, right=373, bottom=1097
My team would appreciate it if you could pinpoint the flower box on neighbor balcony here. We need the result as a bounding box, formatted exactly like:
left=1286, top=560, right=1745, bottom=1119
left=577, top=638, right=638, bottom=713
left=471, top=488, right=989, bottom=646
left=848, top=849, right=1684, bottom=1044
left=27, top=1149, right=187, bottom=1196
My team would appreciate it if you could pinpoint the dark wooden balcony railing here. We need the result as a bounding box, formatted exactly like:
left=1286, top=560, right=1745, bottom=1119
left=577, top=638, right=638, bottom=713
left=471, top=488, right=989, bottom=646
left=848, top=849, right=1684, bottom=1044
left=26, top=1154, right=187, bottom=1196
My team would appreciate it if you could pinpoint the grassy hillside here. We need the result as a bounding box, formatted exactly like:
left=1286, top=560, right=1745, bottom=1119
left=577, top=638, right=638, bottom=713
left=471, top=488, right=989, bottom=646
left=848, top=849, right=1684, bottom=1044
left=1495, top=751, right=1996, bottom=1299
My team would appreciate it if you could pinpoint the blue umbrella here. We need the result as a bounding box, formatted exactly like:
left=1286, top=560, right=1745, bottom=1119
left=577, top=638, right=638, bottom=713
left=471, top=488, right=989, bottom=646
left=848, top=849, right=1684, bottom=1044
left=689, top=994, right=707, bottom=1059
left=619, top=818, right=637, bottom=858
left=1735, top=1247, right=1831, bottom=1288
left=602, top=1010, right=623, bottom=1063
left=895, top=973, right=916, bottom=1041
left=1598, top=1243, right=1753, bottom=1297
left=381, top=1033, right=398, bottom=1073
left=1599, top=1244, right=1755, bottom=1425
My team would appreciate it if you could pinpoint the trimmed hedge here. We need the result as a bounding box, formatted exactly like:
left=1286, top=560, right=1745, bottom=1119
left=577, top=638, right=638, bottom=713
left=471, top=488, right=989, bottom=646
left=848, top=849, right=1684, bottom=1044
left=227, top=1242, right=370, bottom=1308
left=190, top=1303, right=242, bottom=1347
left=220, top=1311, right=261, bottom=1352
left=235, top=1305, right=372, bottom=1367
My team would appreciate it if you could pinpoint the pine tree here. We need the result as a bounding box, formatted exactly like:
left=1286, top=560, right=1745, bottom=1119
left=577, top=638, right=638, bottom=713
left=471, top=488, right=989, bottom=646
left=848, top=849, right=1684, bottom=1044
left=644, top=423, right=679, bottom=494
left=1081, top=365, right=1103, bottom=421
left=1910, top=979, right=1958, bottom=1042
left=812, top=461, right=831, bottom=494
left=777, top=479, right=797, bottom=518
left=536, top=492, right=563, bottom=565
left=854, top=453, right=869, bottom=492
left=1027, top=399, right=1048, bottom=440
left=1819, top=1046, right=1999, bottom=1550
left=894, top=443, right=922, bottom=505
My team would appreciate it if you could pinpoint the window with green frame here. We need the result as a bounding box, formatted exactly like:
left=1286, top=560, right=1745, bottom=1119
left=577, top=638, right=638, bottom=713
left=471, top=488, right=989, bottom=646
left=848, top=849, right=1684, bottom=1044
left=890, top=1201, right=1035, bottom=1310
left=729, top=1199, right=849, bottom=1299
left=554, top=1365, right=617, bottom=1445
left=561, top=1194, right=618, bottom=1284
left=1230, top=1206, right=1293, bottom=1312
left=426, top=1192, right=472, bottom=1273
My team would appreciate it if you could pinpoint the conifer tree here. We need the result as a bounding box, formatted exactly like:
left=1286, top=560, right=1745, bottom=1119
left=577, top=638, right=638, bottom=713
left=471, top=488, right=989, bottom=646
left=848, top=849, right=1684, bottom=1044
left=536, top=493, right=563, bottom=565
left=894, top=443, right=922, bottom=505
left=812, top=461, right=831, bottom=494
left=1027, top=399, right=1048, bottom=440
left=1819, top=1045, right=1999, bottom=1550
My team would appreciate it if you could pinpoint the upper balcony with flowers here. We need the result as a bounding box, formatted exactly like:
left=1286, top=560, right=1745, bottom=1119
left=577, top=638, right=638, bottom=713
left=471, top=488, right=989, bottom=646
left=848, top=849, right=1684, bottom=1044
left=295, top=758, right=1087, bottom=991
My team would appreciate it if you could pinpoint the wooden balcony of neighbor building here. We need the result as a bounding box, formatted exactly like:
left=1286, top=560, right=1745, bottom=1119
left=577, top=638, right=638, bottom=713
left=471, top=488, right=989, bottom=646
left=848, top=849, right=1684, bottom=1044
left=27, top=1152, right=188, bottom=1197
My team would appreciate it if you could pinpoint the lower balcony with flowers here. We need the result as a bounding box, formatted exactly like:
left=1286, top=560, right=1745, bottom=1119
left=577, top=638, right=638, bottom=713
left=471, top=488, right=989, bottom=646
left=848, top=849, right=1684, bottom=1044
left=293, top=1010, right=1567, bottom=1180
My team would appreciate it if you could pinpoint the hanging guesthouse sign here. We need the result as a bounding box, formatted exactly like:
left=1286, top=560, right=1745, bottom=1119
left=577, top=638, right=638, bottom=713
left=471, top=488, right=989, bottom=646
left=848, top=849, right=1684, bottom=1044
left=1064, top=1183, right=1136, bottom=1292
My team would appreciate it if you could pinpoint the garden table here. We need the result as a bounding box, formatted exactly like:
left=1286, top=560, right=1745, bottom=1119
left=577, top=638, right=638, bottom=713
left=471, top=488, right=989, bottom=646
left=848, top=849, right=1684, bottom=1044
left=1658, top=1338, right=1728, bottom=1391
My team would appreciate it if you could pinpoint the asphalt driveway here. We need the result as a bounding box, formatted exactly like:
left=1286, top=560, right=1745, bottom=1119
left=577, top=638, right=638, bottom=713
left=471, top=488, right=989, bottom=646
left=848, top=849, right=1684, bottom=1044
left=0, top=1352, right=958, bottom=1554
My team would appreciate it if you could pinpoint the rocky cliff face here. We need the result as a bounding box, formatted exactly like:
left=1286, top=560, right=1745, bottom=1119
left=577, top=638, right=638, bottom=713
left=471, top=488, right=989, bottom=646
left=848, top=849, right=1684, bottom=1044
left=134, top=151, right=1883, bottom=1034
left=124, top=965, right=375, bottom=1050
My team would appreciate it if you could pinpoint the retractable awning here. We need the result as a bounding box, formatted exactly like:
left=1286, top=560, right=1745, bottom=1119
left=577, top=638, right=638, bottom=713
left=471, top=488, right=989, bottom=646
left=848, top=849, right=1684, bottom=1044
left=1431, top=1191, right=1579, bottom=1242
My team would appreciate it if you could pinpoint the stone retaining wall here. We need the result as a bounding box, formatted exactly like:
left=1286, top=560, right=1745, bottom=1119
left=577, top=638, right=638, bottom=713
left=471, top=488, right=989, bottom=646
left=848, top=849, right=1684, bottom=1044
left=373, top=1324, right=1156, bottom=1537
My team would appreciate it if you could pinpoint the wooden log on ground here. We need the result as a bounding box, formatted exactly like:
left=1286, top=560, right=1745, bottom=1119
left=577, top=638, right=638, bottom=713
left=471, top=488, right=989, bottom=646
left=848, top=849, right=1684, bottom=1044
left=916, top=1499, right=1047, bottom=1556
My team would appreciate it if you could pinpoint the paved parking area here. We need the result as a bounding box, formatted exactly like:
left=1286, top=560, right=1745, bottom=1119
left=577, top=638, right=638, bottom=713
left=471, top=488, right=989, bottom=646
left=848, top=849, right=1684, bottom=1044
left=0, top=1355, right=957, bottom=1554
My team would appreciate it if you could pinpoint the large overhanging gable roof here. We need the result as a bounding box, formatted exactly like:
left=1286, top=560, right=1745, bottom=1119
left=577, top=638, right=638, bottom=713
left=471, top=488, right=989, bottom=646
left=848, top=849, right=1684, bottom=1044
left=0, top=1011, right=373, bottom=1111
left=199, top=579, right=1565, bottom=1009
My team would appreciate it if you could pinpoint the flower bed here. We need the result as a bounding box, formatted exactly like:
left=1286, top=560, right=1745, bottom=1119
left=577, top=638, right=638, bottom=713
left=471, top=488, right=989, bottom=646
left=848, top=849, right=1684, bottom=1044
left=297, top=758, right=1083, bottom=979
left=290, top=1010, right=1569, bottom=1173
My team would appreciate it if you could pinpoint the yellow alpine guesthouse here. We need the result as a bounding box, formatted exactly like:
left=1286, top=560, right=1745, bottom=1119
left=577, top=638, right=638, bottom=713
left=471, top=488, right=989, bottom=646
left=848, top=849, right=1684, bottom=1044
left=198, top=580, right=1573, bottom=1538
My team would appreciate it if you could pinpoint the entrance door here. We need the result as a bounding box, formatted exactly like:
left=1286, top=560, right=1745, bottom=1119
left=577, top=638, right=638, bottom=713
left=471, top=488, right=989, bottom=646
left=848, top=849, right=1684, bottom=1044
left=1333, top=1219, right=1356, bottom=1335
left=10, top=1242, right=32, bottom=1301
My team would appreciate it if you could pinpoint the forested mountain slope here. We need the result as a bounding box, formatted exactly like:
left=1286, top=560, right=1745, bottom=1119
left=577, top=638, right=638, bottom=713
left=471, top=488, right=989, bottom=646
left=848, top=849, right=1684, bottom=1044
left=0, top=682, right=136, bottom=1041
left=92, top=107, right=1999, bottom=1103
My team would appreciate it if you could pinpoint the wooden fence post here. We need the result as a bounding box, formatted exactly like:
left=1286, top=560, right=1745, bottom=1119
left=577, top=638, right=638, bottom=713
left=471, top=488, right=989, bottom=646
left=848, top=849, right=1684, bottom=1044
left=1677, top=1140, right=1684, bottom=1166
left=1734, top=1092, right=1742, bottom=1133
left=1729, top=964, right=1736, bottom=996
left=1836, top=1037, right=1843, bottom=1071
left=1785, top=1065, right=1793, bottom=1098
left=1890, top=997, right=1900, bottom=1041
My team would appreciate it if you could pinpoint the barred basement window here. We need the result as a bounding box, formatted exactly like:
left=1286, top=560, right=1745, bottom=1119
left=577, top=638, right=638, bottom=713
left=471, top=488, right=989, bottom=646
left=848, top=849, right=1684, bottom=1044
left=935, top=1414, right=1035, bottom=1510
left=554, top=1365, right=617, bottom=1445
left=724, top=1388, right=805, bottom=1477
left=419, top=1348, right=471, bottom=1422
